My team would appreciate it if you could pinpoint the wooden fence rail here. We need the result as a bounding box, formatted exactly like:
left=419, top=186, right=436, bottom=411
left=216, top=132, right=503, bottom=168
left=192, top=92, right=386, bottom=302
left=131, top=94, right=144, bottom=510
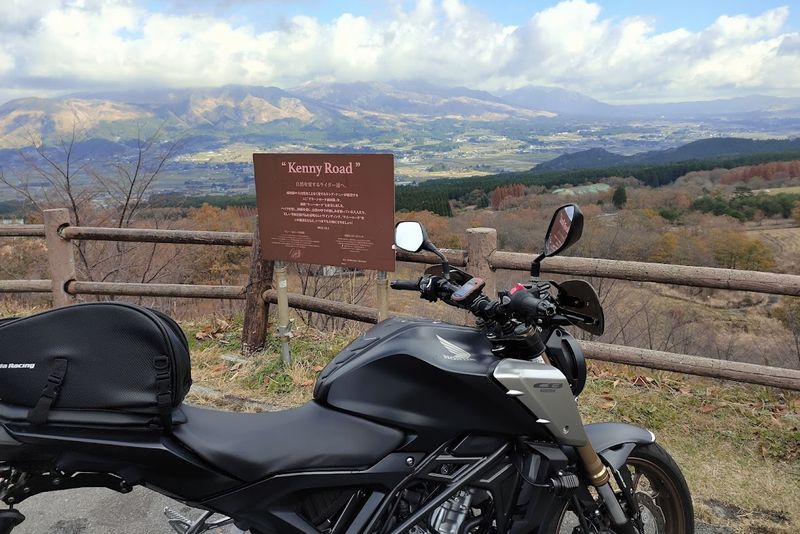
left=263, top=289, right=383, bottom=324
left=60, top=226, right=253, bottom=246
left=66, top=281, right=246, bottom=300
left=261, top=288, right=800, bottom=391
left=0, top=210, right=799, bottom=391
left=492, top=252, right=800, bottom=297
left=581, top=341, right=800, bottom=392
left=0, top=280, right=52, bottom=293
left=0, top=225, right=45, bottom=237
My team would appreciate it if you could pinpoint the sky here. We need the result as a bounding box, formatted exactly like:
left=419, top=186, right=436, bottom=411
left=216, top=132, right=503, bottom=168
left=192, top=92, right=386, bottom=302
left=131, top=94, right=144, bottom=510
left=0, top=0, right=798, bottom=105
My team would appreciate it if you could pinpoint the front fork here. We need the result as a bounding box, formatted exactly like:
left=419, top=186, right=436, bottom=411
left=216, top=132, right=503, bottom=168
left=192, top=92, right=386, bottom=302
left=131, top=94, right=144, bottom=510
left=575, top=444, right=639, bottom=534
left=492, top=359, right=639, bottom=533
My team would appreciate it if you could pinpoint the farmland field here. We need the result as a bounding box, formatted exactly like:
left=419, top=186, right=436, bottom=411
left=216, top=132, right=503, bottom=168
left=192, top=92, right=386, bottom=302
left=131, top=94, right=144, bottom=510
left=754, top=185, right=800, bottom=195
left=746, top=225, right=800, bottom=271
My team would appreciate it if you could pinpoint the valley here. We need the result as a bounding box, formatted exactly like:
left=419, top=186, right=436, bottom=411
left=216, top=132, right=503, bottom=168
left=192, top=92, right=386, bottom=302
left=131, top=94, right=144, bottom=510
left=2, top=83, right=800, bottom=200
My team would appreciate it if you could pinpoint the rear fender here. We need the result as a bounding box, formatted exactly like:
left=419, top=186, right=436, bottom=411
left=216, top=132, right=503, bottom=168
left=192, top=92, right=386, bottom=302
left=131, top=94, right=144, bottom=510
left=0, top=426, right=21, bottom=448
left=585, top=422, right=655, bottom=470
left=0, top=425, right=22, bottom=461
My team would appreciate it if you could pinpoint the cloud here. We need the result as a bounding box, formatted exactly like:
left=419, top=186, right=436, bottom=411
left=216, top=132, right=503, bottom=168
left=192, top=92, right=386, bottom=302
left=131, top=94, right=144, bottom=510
left=0, top=0, right=798, bottom=103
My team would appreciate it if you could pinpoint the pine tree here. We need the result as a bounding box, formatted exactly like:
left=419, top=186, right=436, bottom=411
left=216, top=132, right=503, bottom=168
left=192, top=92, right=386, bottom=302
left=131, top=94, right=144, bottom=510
left=612, top=185, right=627, bottom=209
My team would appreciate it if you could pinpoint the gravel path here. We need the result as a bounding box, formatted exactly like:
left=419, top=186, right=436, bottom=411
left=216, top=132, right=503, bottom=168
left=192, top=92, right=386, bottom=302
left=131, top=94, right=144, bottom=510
left=12, top=486, right=735, bottom=533
left=13, top=487, right=235, bottom=534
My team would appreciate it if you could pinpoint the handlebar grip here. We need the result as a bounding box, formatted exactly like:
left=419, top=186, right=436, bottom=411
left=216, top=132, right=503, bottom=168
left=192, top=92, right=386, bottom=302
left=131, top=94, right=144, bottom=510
left=391, top=279, right=420, bottom=291
left=508, top=290, right=556, bottom=320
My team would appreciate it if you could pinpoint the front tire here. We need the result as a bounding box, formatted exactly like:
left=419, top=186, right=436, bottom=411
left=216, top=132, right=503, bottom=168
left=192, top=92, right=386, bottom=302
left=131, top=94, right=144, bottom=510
left=548, top=442, right=694, bottom=534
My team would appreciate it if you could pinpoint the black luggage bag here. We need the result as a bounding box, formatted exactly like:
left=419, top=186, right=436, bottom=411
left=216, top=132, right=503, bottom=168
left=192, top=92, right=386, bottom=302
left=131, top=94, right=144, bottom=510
left=0, top=303, right=191, bottom=430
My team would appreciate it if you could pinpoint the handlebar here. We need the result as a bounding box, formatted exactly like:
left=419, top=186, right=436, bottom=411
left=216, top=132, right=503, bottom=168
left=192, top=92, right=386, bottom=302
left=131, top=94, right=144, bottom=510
left=390, top=279, right=420, bottom=291
left=391, top=275, right=459, bottom=303
left=391, top=274, right=560, bottom=328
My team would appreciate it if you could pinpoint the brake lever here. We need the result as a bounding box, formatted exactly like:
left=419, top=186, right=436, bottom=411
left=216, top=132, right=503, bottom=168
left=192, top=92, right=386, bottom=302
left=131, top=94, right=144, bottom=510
left=419, top=275, right=439, bottom=302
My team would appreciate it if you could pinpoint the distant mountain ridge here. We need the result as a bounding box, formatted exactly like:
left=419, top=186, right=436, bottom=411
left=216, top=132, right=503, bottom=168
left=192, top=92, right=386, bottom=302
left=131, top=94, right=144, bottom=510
left=501, top=88, right=800, bottom=118
left=53, top=83, right=800, bottom=119
left=0, top=82, right=557, bottom=148
left=499, top=86, right=615, bottom=116
left=2, top=82, right=799, bottom=181
left=0, top=85, right=348, bottom=148
left=613, top=94, right=800, bottom=118
left=291, top=81, right=552, bottom=119
left=3, top=82, right=800, bottom=149
left=534, top=138, right=800, bottom=172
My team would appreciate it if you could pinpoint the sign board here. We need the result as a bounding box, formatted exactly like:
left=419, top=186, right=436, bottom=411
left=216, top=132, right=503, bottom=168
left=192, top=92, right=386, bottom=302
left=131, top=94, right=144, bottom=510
left=253, top=153, right=395, bottom=271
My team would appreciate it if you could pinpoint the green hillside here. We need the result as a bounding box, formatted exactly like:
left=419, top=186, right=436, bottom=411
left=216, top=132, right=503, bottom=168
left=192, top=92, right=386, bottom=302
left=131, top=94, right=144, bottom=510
left=396, top=149, right=800, bottom=215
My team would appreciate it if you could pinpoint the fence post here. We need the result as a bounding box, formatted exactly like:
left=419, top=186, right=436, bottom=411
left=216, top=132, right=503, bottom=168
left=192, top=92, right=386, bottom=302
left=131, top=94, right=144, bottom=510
left=376, top=271, right=389, bottom=322
left=242, top=224, right=274, bottom=355
left=43, top=208, right=77, bottom=307
left=274, top=261, right=292, bottom=366
left=466, top=227, right=497, bottom=298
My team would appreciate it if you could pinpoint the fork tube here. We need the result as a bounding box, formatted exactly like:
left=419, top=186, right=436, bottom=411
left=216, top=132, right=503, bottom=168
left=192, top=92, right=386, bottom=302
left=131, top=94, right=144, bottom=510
left=575, top=444, right=609, bottom=487
left=576, top=444, right=634, bottom=528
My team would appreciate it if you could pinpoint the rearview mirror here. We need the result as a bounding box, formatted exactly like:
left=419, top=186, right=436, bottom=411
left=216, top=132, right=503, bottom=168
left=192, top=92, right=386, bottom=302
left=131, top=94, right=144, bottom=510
left=530, top=204, right=584, bottom=277
left=543, top=204, right=583, bottom=257
left=394, top=221, right=451, bottom=278
left=394, top=221, right=426, bottom=253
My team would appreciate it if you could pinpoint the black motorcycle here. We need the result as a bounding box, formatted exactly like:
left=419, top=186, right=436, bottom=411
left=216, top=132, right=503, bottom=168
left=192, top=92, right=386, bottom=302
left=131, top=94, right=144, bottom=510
left=0, top=204, right=693, bottom=534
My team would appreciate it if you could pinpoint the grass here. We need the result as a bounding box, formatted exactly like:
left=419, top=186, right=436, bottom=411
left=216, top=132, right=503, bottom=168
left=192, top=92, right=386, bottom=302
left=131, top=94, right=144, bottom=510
left=580, top=363, right=798, bottom=534
left=183, top=316, right=354, bottom=408
left=183, top=319, right=799, bottom=534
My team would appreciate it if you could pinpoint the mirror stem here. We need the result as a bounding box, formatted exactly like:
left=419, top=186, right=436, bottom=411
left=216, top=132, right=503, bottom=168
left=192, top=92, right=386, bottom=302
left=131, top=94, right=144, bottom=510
left=435, top=250, right=450, bottom=279
left=425, top=240, right=450, bottom=279
left=530, top=253, right=544, bottom=278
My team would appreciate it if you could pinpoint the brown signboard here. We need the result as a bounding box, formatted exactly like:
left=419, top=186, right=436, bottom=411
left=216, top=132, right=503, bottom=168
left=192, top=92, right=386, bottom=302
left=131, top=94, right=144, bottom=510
left=253, top=153, right=395, bottom=271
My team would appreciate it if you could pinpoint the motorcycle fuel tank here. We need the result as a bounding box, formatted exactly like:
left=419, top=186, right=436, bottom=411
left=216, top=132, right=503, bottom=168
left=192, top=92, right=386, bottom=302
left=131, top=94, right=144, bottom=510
left=314, top=318, right=542, bottom=440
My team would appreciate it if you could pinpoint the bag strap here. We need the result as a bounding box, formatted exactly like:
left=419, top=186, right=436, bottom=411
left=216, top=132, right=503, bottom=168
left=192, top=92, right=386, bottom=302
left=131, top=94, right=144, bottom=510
left=153, top=355, right=173, bottom=432
left=28, top=358, right=68, bottom=425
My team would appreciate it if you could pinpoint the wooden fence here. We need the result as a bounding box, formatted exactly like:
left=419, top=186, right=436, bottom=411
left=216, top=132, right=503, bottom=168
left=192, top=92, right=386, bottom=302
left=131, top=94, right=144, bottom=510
left=1, top=208, right=799, bottom=391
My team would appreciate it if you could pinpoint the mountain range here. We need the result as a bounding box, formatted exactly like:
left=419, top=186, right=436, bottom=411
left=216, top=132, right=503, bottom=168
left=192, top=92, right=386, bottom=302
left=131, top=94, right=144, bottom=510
left=533, top=138, right=800, bottom=173
left=2, top=82, right=800, bottom=149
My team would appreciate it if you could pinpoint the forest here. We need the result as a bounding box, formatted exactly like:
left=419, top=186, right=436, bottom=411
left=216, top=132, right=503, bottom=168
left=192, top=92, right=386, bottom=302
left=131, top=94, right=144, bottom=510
left=396, top=150, right=800, bottom=216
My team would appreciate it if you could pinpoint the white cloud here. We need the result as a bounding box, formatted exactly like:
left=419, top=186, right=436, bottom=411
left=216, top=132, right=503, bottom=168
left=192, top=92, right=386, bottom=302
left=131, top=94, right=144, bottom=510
left=0, top=0, right=798, bottom=103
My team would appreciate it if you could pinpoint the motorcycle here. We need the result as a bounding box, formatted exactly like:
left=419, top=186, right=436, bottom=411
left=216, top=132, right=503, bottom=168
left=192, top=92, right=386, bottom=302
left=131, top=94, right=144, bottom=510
left=0, top=203, right=693, bottom=534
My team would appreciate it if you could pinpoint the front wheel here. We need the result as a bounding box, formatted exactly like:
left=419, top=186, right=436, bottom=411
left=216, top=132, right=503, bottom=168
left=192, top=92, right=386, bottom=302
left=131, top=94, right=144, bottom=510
left=549, top=442, right=694, bottom=534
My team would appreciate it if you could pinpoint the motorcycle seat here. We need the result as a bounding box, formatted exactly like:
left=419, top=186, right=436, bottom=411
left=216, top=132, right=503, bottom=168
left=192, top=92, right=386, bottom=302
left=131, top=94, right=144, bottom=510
left=174, top=402, right=405, bottom=482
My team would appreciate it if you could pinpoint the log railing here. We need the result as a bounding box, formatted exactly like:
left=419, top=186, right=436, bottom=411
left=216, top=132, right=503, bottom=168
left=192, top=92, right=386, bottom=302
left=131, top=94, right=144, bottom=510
left=1, top=210, right=799, bottom=391
left=492, top=251, right=800, bottom=296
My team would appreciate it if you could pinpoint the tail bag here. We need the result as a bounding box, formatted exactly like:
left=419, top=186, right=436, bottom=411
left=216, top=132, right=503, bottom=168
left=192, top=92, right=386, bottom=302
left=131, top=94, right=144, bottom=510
left=0, top=303, right=191, bottom=431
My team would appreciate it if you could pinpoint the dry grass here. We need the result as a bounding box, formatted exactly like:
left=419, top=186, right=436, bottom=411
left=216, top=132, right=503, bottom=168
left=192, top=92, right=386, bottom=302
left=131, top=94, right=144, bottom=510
left=580, top=362, right=799, bottom=534
left=184, top=317, right=354, bottom=408
left=747, top=226, right=800, bottom=272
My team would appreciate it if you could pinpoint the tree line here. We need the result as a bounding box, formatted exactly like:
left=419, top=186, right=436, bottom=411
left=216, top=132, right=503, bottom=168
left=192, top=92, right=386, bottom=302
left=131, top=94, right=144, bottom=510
left=690, top=190, right=800, bottom=221
left=395, top=149, right=800, bottom=216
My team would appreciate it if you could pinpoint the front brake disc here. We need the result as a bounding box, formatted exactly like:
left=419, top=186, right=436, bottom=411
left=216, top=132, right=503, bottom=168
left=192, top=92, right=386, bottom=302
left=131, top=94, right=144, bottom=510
left=634, top=492, right=667, bottom=534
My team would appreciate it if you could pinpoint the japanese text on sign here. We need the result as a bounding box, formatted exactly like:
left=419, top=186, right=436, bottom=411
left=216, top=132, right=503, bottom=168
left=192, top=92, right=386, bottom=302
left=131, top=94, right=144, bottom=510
left=253, top=154, right=395, bottom=271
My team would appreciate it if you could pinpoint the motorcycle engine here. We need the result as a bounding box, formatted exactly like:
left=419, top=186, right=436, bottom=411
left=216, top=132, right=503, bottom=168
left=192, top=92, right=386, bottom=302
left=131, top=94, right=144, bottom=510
left=406, top=489, right=481, bottom=534
left=429, top=489, right=474, bottom=534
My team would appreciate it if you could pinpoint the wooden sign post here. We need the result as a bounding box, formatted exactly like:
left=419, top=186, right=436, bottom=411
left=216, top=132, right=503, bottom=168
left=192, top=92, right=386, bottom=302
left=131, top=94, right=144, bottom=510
left=254, top=153, right=396, bottom=363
